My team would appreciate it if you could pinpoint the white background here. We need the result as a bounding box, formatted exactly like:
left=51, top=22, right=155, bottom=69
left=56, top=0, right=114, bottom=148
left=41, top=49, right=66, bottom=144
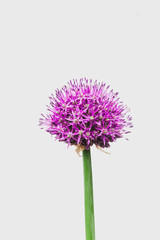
left=0, top=0, right=160, bottom=239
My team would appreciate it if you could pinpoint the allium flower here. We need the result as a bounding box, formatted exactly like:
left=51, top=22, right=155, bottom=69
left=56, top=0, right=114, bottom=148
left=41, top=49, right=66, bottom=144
left=39, top=78, right=132, bottom=150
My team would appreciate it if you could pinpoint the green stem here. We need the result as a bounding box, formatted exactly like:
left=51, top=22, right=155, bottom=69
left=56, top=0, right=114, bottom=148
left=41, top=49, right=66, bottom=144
left=83, top=148, right=95, bottom=240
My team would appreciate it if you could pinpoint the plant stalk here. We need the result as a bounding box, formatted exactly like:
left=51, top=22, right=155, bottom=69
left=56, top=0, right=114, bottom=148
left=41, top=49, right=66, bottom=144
left=83, top=148, right=95, bottom=240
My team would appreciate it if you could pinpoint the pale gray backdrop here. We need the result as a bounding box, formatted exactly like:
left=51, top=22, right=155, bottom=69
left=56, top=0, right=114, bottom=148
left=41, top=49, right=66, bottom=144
left=0, top=0, right=160, bottom=239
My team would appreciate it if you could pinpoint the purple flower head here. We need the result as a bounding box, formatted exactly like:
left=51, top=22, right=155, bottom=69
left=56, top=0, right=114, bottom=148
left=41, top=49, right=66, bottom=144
left=39, top=78, right=133, bottom=150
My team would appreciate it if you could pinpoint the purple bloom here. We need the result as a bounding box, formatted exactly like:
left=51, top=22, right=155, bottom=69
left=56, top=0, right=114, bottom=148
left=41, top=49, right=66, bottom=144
left=39, top=78, right=132, bottom=150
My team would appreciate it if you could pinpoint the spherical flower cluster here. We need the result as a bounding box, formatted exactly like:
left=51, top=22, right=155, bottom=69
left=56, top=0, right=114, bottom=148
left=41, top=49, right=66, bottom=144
left=39, top=78, right=132, bottom=150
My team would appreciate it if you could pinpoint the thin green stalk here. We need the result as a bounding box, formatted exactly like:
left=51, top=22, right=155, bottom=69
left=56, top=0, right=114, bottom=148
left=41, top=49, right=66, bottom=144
left=83, top=148, right=95, bottom=240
